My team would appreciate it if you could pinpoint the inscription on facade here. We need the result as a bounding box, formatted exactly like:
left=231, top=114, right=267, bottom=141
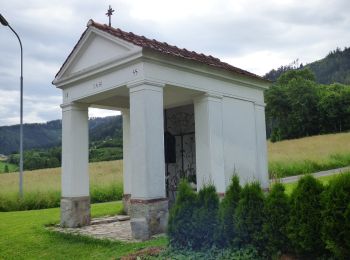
left=92, top=81, right=103, bottom=89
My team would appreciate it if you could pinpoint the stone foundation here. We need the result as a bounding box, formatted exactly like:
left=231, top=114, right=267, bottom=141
left=129, top=198, right=168, bottom=240
left=61, top=196, right=90, bottom=228
left=122, top=194, right=131, bottom=215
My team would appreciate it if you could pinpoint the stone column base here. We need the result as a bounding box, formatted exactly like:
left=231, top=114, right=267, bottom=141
left=60, top=196, right=90, bottom=228
left=122, top=194, right=131, bottom=215
left=129, top=198, right=168, bottom=240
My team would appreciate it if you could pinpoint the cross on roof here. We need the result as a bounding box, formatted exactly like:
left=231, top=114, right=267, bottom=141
left=105, top=5, right=115, bottom=27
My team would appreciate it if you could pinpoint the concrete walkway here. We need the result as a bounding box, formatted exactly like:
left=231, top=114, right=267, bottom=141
left=277, top=166, right=350, bottom=184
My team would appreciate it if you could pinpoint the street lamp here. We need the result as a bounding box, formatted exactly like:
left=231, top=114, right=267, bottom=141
left=0, top=14, right=24, bottom=198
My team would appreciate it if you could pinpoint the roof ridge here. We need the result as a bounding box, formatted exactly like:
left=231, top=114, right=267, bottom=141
left=90, top=20, right=223, bottom=60
left=54, top=19, right=268, bottom=82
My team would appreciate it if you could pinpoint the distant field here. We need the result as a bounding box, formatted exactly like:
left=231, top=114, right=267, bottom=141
left=0, top=161, right=18, bottom=173
left=0, top=160, right=123, bottom=211
left=1, top=132, right=350, bottom=211
left=268, top=132, right=350, bottom=177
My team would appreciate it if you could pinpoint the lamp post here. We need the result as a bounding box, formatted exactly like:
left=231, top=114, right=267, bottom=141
left=0, top=14, right=24, bottom=198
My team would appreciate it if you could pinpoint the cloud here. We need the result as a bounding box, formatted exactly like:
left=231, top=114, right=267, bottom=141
left=0, top=0, right=350, bottom=126
left=0, top=90, right=61, bottom=126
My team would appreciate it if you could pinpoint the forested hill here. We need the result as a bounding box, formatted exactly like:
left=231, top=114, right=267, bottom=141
left=0, top=116, right=122, bottom=155
left=264, top=47, right=350, bottom=84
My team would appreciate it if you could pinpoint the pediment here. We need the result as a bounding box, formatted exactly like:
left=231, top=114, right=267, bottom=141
left=56, top=28, right=142, bottom=80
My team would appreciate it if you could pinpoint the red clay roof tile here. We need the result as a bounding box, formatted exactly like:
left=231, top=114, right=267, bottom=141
left=55, top=19, right=267, bottom=82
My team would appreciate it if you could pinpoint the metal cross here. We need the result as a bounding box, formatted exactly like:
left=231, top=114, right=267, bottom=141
left=106, top=5, right=115, bottom=27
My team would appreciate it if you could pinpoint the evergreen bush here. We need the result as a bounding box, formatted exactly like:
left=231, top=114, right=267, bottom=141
left=217, top=175, right=241, bottom=247
left=234, top=181, right=266, bottom=252
left=192, top=184, right=220, bottom=250
left=167, top=180, right=198, bottom=249
left=321, top=173, right=350, bottom=259
left=152, top=246, right=259, bottom=260
left=345, top=203, right=350, bottom=252
left=263, top=183, right=290, bottom=256
left=287, top=175, right=324, bottom=256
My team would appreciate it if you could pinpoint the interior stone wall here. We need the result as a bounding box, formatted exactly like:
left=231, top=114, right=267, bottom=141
left=164, top=104, right=196, bottom=206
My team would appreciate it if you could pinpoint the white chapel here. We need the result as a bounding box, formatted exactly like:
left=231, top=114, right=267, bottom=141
left=52, top=19, right=270, bottom=240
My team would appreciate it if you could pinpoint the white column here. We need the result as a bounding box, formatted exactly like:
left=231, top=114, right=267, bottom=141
left=61, top=103, right=89, bottom=197
left=128, top=82, right=166, bottom=199
left=60, top=102, right=90, bottom=227
left=121, top=109, right=132, bottom=196
left=254, top=103, right=269, bottom=189
left=194, top=93, right=226, bottom=193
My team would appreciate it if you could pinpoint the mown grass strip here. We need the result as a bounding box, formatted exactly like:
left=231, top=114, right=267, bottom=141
left=282, top=173, right=343, bottom=195
left=269, top=152, right=350, bottom=178
left=0, top=183, right=123, bottom=212
left=0, top=201, right=167, bottom=259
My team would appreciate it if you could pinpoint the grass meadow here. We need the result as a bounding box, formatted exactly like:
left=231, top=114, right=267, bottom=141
left=268, top=132, right=350, bottom=178
left=282, top=173, right=346, bottom=194
left=0, top=201, right=167, bottom=259
left=0, top=160, right=18, bottom=173
left=1, top=132, right=350, bottom=211
left=0, top=160, right=123, bottom=211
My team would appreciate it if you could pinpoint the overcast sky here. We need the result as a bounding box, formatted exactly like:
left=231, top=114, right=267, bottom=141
left=0, top=0, right=349, bottom=126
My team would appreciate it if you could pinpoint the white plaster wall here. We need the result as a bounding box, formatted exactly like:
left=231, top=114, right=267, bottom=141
left=61, top=103, right=89, bottom=197
left=129, top=84, right=166, bottom=199
left=222, top=97, right=261, bottom=187
left=194, top=94, right=226, bottom=193
left=143, top=61, right=265, bottom=104
left=62, top=62, right=144, bottom=105
left=254, top=104, right=269, bottom=188
left=122, top=109, right=132, bottom=195
left=69, top=35, right=130, bottom=74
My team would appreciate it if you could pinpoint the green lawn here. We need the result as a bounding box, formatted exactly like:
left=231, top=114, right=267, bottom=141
left=0, top=201, right=167, bottom=259
left=283, top=174, right=341, bottom=194
left=268, top=132, right=350, bottom=177
left=0, top=160, right=18, bottom=173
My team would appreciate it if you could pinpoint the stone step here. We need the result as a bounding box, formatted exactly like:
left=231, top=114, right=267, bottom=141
left=91, top=215, right=130, bottom=225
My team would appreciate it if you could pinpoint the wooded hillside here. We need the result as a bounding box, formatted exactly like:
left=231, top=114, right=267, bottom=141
left=0, top=116, right=122, bottom=155
left=264, top=47, right=350, bottom=84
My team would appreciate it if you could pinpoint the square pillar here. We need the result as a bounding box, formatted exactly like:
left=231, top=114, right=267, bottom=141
left=194, top=93, right=226, bottom=193
left=128, top=82, right=168, bottom=240
left=60, top=103, right=90, bottom=227
left=121, top=109, right=132, bottom=214
left=254, top=103, right=269, bottom=189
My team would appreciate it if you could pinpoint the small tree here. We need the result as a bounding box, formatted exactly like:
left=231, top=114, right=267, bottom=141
left=234, top=181, right=266, bottom=252
left=192, top=184, right=219, bottom=250
left=263, top=183, right=290, bottom=256
left=4, top=164, right=9, bottom=173
left=167, top=180, right=198, bottom=249
left=287, top=175, right=324, bottom=256
left=322, top=173, right=350, bottom=259
left=217, top=174, right=241, bottom=247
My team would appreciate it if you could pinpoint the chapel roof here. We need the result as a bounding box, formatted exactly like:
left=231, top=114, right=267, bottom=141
left=55, top=19, right=267, bottom=82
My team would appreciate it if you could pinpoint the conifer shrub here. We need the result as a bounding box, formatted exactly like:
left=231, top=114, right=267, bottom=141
left=263, top=183, right=290, bottom=256
left=217, top=175, right=241, bottom=247
left=192, top=184, right=220, bottom=250
left=344, top=203, right=350, bottom=252
left=234, top=181, right=266, bottom=253
left=287, top=175, right=324, bottom=256
left=321, top=173, right=350, bottom=259
left=167, top=180, right=198, bottom=249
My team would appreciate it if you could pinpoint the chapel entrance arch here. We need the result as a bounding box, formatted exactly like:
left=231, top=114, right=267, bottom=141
left=78, top=85, right=202, bottom=210
left=164, top=104, right=196, bottom=207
